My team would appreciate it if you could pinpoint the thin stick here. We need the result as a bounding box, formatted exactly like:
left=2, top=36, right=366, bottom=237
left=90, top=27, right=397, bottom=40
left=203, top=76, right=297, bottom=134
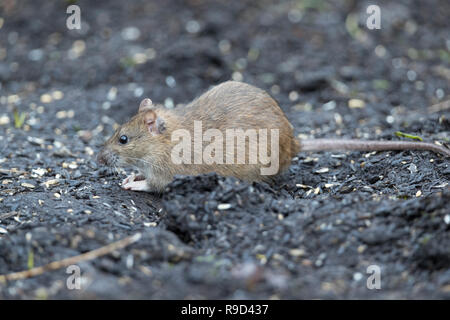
left=0, top=233, right=142, bottom=283
left=0, top=211, right=18, bottom=220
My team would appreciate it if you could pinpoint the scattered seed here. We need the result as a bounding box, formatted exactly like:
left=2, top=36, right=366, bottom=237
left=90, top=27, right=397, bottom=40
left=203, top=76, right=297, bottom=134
left=296, top=184, right=312, bottom=189
left=84, top=147, right=94, bottom=156
left=303, top=156, right=318, bottom=163
left=348, top=99, right=365, bottom=108
left=42, top=179, right=59, bottom=188
left=218, top=203, right=232, bottom=210
left=21, top=183, right=35, bottom=189
left=27, top=136, right=45, bottom=145
left=289, top=249, right=305, bottom=257
left=144, top=222, right=157, bottom=227
left=40, top=94, right=53, bottom=103
left=52, top=91, right=64, bottom=100
left=68, top=163, right=78, bottom=170
left=32, top=168, right=46, bottom=177
left=432, top=183, right=448, bottom=189
left=0, top=115, right=10, bottom=125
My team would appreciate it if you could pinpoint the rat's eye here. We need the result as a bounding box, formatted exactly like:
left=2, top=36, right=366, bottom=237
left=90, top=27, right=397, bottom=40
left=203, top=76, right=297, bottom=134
left=119, top=135, right=128, bottom=144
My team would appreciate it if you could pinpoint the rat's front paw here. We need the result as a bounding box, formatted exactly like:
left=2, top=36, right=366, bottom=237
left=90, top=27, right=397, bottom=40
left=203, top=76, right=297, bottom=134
left=121, top=174, right=148, bottom=191
left=122, top=173, right=145, bottom=185
left=122, top=180, right=150, bottom=192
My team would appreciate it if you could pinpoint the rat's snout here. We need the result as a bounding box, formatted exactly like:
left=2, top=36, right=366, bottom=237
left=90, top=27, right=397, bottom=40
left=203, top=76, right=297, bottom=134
left=97, top=148, right=110, bottom=166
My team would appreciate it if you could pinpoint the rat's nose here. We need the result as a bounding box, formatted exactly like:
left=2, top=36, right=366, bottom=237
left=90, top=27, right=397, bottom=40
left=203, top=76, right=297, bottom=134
left=97, top=149, right=107, bottom=165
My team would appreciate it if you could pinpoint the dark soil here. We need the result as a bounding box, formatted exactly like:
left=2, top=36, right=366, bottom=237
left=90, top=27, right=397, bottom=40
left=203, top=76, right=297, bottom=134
left=0, top=0, right=449, bottom=299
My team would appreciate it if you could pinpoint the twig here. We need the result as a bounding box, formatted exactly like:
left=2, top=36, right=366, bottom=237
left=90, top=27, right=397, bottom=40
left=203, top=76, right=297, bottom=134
left=0, top=168, right=26, bottom=175
left=0, top=232, right=142, bottom=283
left=0, top=211, right=18, bottom=220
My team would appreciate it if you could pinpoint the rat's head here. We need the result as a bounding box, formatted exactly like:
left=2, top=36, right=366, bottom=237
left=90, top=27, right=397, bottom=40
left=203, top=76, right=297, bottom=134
left=97, top=98, right=167, bottom=170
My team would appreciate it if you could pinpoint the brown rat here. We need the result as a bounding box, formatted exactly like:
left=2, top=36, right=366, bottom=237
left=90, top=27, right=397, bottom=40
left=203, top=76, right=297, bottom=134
left=97, top=81, right=450, bottom=192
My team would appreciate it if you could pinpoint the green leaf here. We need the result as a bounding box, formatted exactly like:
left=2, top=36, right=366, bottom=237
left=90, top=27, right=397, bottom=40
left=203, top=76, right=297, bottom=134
left=395, top=131, right=423, bottom=141
left=28, top=249, right=34, bottom=269
left=13, top=110, right=27, bottom=129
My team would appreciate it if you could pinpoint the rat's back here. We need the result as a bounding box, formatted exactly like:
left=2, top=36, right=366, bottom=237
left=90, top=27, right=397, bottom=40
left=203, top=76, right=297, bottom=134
left=182, top=81, right=288, bottom=131
left=175, top=81, right=299, bottom=179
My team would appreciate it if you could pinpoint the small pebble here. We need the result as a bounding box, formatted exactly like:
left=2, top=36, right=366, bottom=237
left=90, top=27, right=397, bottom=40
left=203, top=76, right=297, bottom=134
left=121, top=27, right=140, bottom=41
left=32, top=168, right=46, bottom=177
left=353, top=272, right=363, bottom=281
left=287, top=9, right=303, bottom=23
left=164, top=97, right=174, bottom=109
left=186, top=20, right=200, bottom=33
left=28, top=49, right=44, bottom=61
left=165, top=76, right=176, bottom=88
left=444, top=215, right=450, bottom=225
left=134, top=87, right=144, bottom=97
left=107, top=87, right=117, bottom=101
left=218, top=39, right=231, bottom=53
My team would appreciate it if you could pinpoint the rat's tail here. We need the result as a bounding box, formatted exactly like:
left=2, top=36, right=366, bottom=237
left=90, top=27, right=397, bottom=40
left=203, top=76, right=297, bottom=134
left=299, top=139, right=450, bottom=157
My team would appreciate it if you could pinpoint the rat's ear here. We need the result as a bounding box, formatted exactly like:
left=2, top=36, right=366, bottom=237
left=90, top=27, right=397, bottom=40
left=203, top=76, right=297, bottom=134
left=139, top=98, right=153, bottom=113
left=143, top=110, right=166, bottom=135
